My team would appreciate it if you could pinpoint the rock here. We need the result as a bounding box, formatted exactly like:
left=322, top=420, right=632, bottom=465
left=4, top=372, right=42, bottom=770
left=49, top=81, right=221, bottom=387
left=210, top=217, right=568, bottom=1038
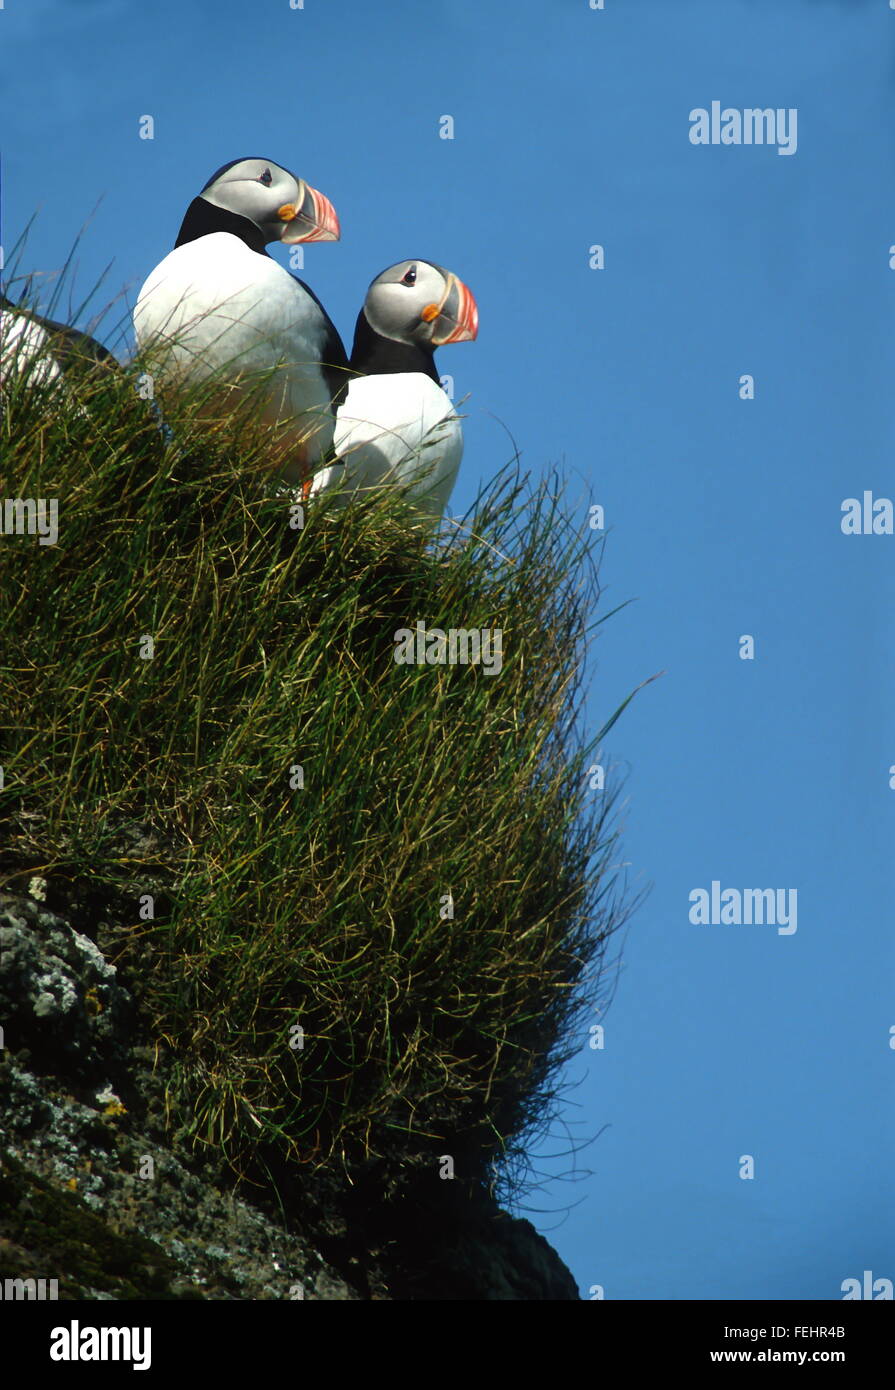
left=0, top=890, right=579, bottom=1300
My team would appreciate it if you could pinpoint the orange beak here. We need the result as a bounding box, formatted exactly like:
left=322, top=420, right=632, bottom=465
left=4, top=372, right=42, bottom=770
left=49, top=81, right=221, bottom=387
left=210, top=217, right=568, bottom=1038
left=431, top=273, right=479, bottom=345
left=280, top=182, right=341, bottom=244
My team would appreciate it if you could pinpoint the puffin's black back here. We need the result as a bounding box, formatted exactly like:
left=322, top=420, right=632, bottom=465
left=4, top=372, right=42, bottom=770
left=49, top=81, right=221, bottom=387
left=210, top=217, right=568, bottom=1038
left=285, top=276, right=350, bottom=409
left=1, top=293, right=115, bottom=372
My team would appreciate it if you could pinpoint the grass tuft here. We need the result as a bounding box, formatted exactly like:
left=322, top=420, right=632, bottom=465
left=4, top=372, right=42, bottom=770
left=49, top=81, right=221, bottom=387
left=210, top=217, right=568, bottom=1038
left=1, top=300, right=638, bottom=1205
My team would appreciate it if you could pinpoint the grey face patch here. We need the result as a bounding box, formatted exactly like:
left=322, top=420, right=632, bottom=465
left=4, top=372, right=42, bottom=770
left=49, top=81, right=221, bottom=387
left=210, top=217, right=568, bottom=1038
left=201, top=156, right=281, bottom=191
left=363, top=260, right=449, bottom=345
left=200, top=159, right=302, bottom=236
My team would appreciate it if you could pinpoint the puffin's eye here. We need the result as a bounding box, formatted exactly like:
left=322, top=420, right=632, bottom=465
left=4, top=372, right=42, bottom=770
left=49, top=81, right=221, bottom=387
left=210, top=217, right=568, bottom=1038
left=402, top=267, right=417, bottom=286
left=258, top=169, right=273, bottom=186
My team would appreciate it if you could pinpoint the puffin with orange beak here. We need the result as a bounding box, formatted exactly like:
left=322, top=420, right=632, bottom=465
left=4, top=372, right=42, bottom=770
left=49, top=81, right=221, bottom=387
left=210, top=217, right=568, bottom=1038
left=134, top=157, right=347, bottom=482
left=308, top=259, right=478, bottom=521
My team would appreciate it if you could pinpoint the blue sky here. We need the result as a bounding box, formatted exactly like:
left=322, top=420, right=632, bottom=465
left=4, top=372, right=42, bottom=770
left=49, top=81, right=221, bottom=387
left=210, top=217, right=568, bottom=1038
left=2, top=0, right=892, bottom=1300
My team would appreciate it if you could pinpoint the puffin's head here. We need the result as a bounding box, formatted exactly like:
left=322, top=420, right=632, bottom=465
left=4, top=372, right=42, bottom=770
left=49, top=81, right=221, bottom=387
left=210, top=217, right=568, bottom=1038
left=362, top=260, right=478, bottom=349
left=198, top=157, right=340, bottom=244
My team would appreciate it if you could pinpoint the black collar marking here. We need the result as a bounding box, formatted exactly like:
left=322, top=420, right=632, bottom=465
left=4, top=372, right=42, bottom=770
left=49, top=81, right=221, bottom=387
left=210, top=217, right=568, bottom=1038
left=174, top=197, right=268, bottom=255
left=348, top=310, right=440, bottom=384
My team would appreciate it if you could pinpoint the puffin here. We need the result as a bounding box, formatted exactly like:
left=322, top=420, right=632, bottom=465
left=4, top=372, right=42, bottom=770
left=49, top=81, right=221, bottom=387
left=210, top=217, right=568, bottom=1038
left=308, top=260, right=478, bottom=521
left=133, top=157, right=348, bottom=485
left=1, top=292, right=116, bottom=392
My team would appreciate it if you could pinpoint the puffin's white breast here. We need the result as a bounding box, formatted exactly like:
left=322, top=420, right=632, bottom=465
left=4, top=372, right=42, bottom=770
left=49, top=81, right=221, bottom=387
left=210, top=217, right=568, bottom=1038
left=313, top=373, right=463, bottom=519
left=134, top=232, right=334, bottom=455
